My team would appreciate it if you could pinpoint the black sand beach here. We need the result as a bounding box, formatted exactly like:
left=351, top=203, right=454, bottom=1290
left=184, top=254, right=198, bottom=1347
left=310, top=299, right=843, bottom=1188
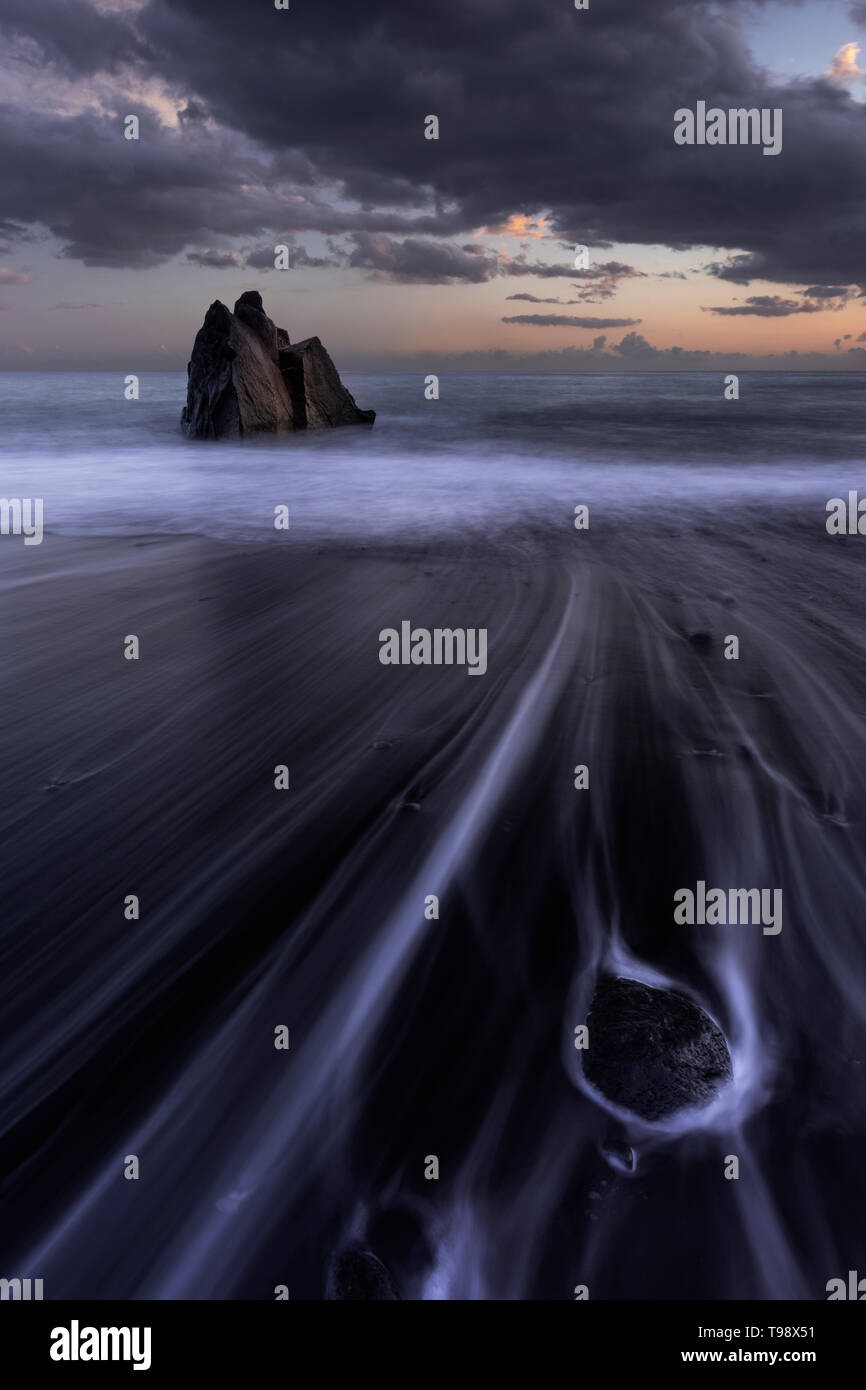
left=2, top=510, right=865, bottom=1298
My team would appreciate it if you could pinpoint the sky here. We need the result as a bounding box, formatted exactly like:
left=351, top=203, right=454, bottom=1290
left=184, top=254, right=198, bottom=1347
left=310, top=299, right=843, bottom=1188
left=2, top=0, right=866, bottom=370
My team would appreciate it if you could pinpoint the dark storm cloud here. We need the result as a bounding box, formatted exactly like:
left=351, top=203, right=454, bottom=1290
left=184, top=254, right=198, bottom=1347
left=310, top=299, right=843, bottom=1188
left=799, top=285, right=851, bottom=298
left=505, top=294, right=564, bottom=304
left=570, top=262, right=644, bottom=282
left=177, top=100, right=208, bottom=125
left=344, top=231, right=495, bottom=283
left=612, top=332, right=663, bottom=357
left=244, top=243, right=340, bottom=270
left=502, top=314, right=642, bottom=328
left=704, top=255, right=767, bottom=285
left=499, top=259, right=588, bottom=279
left=702, top=295, right=824, bottom=316
left=0, top=0, right=146, bottom=75
left=242, top=246, right=276, bottom=270
left=0, top=0, right=863, bottom=287
left=340, top=236, right=644, bottom=286
left=187, top=249, right=241, bottom=268
left=0, top=104, right=300, bottom=267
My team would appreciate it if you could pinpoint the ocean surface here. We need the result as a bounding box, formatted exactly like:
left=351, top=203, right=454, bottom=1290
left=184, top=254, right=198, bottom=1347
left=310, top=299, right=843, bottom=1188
left=2, top=370, right=865, bottom=538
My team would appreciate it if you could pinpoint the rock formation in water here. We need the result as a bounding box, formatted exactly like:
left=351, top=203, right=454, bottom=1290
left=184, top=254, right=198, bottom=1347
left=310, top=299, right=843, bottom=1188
left=583, top=975, right=732, bottom=1121
left=180, top=290, right=375, bottom=438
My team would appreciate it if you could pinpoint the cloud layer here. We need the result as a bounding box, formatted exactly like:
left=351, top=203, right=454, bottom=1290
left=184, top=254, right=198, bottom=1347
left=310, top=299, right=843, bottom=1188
left=0, top=0, right=864, bottom=294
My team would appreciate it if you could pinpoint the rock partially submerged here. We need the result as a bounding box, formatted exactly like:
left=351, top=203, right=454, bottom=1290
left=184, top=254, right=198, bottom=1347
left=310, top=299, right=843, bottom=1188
left=180, top=290, right=375, bottom=438
left=583, top=975, right=732, bottom=1122
left=325, top=1242, right=401, bottom=1300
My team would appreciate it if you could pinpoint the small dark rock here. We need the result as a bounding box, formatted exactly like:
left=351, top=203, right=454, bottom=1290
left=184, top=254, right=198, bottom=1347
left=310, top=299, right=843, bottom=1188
left=583, top=975, right=732, bottom=1122
left=325, top=1242, right=401, bottom=1300
left=687, top=631, right=713, bottom=649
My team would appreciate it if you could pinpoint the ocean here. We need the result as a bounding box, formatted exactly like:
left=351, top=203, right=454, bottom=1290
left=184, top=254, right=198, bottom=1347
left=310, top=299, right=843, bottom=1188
left=2, top=370, right=865, bottom=539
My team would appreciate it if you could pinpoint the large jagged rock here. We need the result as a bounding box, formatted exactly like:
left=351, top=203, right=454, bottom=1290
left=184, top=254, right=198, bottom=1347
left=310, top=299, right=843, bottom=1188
left=180, top=290, right=375, bottom=438
left=582, top=975, right=732, bottom=1121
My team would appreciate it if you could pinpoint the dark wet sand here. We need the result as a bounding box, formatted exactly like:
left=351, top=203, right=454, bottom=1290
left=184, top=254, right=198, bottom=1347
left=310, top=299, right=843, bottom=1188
left=1, top=513, right=865, bottom=1298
